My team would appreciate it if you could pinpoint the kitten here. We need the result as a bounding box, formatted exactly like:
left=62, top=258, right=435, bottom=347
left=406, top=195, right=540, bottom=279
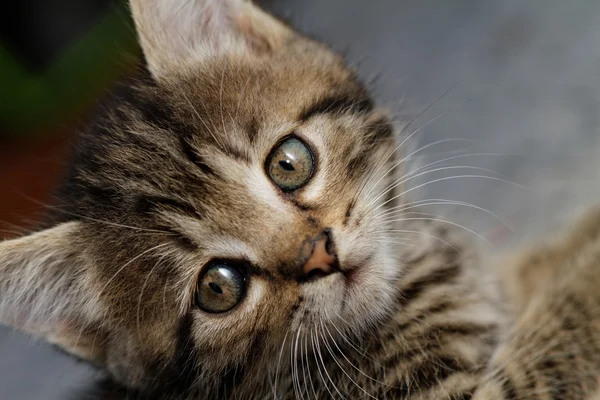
left=1, top=1, right=600, bottom=399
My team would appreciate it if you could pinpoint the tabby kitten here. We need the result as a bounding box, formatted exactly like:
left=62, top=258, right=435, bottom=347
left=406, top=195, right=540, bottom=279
left=2, top=1, right=600, bottom=399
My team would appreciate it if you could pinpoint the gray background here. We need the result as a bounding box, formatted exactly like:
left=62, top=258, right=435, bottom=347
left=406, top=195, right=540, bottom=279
left=3, top=0, right=600, bottom=398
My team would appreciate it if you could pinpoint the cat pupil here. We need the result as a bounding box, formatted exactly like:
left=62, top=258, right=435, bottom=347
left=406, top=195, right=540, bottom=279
left=279, top=160, right=295, bottom=171
left=265, top=136, right=314, bottom=192
left=209, top=282, right=223, bottom=295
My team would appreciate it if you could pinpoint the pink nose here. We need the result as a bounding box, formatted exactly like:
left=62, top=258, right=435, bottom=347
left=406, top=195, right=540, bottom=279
left=302, top=238, right=338, bottom=280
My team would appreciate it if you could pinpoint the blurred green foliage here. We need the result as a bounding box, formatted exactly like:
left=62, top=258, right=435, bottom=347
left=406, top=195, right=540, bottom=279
left=0, top=2, right=140, bottom=137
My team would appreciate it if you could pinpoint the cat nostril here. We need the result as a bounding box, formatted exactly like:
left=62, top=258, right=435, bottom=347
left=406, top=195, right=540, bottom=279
left=305, top=268, right=329, bottom=280
left=302, top=236, right=338, bottom=281
left=323, top=228, right=334, bottom=254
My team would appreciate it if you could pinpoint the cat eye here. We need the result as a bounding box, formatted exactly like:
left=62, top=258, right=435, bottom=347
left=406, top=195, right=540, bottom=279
left=195, top=262, right=247, bottom=313
left=266, top=136, right=315, bottom=192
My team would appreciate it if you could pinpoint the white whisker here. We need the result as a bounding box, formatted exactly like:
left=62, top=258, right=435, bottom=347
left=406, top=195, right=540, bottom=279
left=292, top=325, right=304, bottom=400
left=320, top=321, right=377, bottom=399
left=354, top=77, right=469, bottom=204
left=374, top=229, right=461, bottom=252
left=135, top=254, right=168, bottom=340
left=314, top=323, right=346, bottom=400
left=353, top=112, right=446, bottom=205
left=324, top=322, right=390, bottom=389
left=367, top=150, right=515, bottom=208
left=367, top=165, right=511, bottom=210
left=181, top=91, right=223, bottom=149
left=304, top=329, right=318, bottom=400
left=300, top=328, right=310, bottom=400
left=219, top=66, right=228, bottom=141
left=18, top=194, right=173, bottom=234
left=379, top=216, right=491, bottom=245
left=311, top=327, right=336, bottom=400
left=370, top=174, right=527, bottom=217
left=372, top=199, right=513, bottom=232
left=364, top=138, right=474, bottom=202
left=98, top=243, right=170, bottom=297
left=272, top=331, right=289, bottom=399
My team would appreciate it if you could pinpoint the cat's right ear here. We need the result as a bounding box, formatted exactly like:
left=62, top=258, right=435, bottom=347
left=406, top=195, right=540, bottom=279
left=129, top=0, right=294, bottom=79
left=0, top=222, right=108, bottom=364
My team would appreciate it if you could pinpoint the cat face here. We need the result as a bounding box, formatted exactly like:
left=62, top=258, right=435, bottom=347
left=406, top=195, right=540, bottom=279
left=0, top=0, right=403, bottom=396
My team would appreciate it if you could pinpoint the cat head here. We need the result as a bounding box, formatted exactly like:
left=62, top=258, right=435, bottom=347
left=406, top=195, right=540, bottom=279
left=0, top=0, right=404, bottom=396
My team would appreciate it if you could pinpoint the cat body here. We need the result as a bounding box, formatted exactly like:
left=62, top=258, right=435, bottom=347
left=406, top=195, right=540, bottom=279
left=1, top=1, right=600, bottom=399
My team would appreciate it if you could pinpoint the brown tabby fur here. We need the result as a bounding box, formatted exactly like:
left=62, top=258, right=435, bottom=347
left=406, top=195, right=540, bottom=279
left=2, top=1, right=600, bottom=399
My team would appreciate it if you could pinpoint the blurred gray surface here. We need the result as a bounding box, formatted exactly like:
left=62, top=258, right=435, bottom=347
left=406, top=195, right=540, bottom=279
left=3, top=0, right=600, bottom=398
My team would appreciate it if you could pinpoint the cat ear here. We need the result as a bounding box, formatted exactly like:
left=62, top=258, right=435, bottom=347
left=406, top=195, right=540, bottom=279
left=0, top=222, right=107, bottom=364
left=129, top=0, right=294, bottom=78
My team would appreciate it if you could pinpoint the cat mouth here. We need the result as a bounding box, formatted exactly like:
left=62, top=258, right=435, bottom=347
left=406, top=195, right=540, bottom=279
left=337, top=254, right=375, bottom=313
left=340, top=254, right=372, bottom=286
left=341, top=266, right=360, bottom=286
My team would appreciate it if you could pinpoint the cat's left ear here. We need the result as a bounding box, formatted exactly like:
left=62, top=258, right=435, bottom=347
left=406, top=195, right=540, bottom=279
left=129, top=0, right=295, bottom=79
left=0, top=222, right=108, bottom=364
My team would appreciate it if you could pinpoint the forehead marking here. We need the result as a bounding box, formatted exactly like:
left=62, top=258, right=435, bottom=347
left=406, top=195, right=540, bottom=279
left=299, top=93, right=374, bottom=121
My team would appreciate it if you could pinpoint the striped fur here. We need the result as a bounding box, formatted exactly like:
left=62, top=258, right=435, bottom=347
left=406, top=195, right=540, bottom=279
left=473, top=207, right=600, bottom=400
left=2, top=1, right=600, bottom=399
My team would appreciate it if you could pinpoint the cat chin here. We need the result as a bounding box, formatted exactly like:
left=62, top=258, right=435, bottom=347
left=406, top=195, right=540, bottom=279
left=293, top=256, right=398, bottom=337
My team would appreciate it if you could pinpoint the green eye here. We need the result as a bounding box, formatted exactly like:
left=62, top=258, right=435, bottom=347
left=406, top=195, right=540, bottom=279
left=195, top=262, right=246, bottom=313
left=266, top=136, right=315, bottom=192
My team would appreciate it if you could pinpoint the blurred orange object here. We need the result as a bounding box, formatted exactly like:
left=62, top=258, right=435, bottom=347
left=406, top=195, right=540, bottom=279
left=0, top=130, right=72, bottom=238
